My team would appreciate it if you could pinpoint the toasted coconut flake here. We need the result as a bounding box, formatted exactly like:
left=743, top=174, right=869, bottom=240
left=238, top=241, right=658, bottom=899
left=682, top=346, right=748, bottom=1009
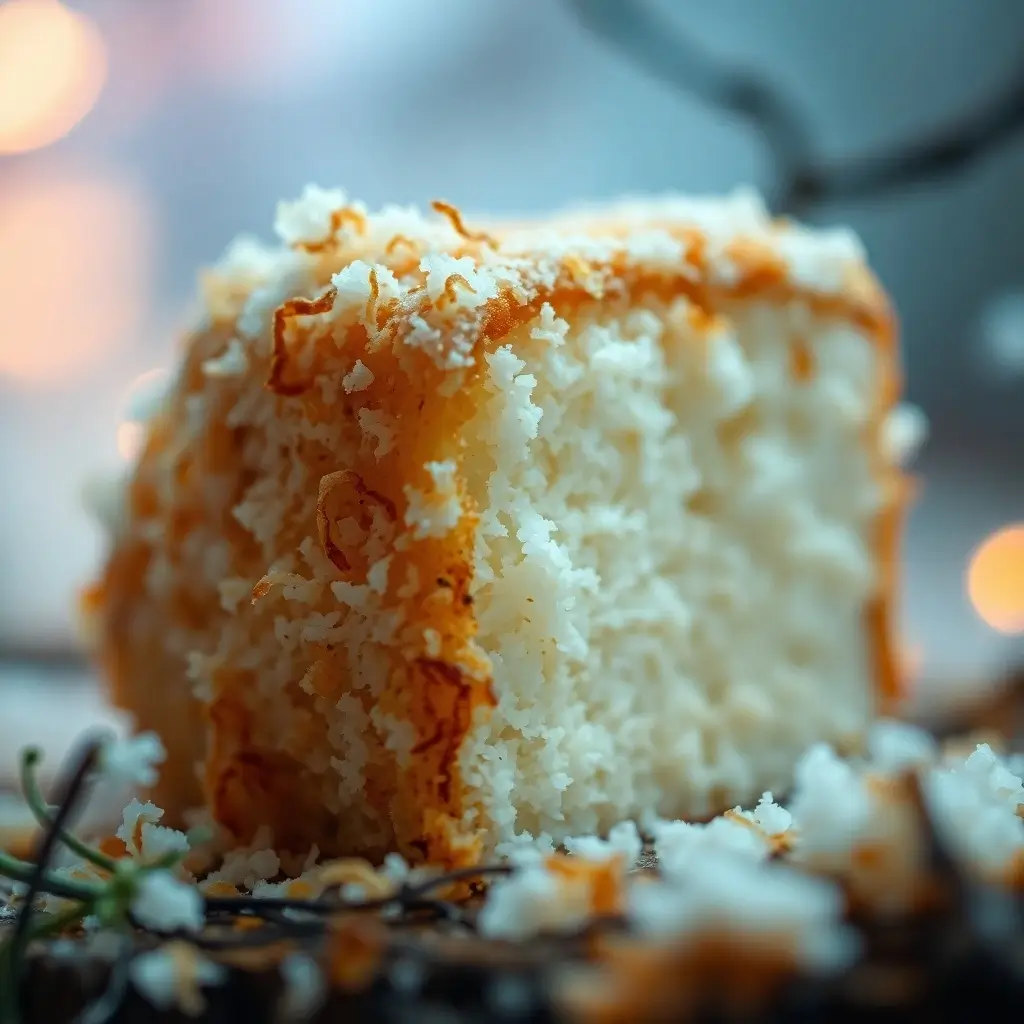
left=313, top=858, right=398, bottom=898
left=315, top=470, right=397, bottom=581
left=430, top=200, right=495, bottom=246
left=326, top=914, right=387, bottom=991
left=790, top=335, right=815, bottom=381
left=296, top=206, right=369, bottom=254
left=439, top=272, right=475, bottom=309
left=266, top=287, right=337, bottom=396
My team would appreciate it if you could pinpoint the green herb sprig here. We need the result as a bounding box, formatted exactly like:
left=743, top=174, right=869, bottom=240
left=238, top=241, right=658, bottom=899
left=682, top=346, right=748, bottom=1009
left=0, top=740, right=196, bottom=1024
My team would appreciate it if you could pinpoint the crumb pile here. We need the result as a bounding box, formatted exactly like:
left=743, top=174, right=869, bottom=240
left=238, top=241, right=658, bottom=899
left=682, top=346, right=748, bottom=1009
left=3, top=720, right=1022, bottom=1021
left=83, top=185, right=917, bottom=866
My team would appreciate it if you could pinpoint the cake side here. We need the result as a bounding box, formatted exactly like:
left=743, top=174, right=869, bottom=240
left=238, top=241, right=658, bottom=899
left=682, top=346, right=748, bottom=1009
left=82, top=187, right=904, bottom=865
left=457, top=292, right=896, bottom=851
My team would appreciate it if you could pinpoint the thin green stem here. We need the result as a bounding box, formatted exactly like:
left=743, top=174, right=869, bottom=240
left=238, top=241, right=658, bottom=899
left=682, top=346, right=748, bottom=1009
left=19, top=749, right=117, bottom=874
left=0, top=851, right=102, bottom=902
left=25, top=904, right=88, bottom=941
left=0, top=851, right=34, bottom=882
left=0, top=896, right=93, bottom=1024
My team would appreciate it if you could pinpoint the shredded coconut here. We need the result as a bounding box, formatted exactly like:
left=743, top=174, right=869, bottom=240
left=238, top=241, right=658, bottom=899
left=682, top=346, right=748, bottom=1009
left=925, top=743, right=1024, bottom=879
left=274, top=185, right=347, bottom=247
left=131, top=871, right=205, bottom=933
left=358, top=408, right=396, bottom=458
left=652, top=816, right=769, bottom=881
left=114, top=798, right=189, bottom=862
left=403, top=460, right=462, bottom=539
left=787, top=744, right=871, bottom=867
left=342, top=360, right=375, bottom=393
left=881, top=402, right=928, bottom=467
left=202, top=338, right=249, bottom=379
left=202, top=828, right=280, bottom=889
left=477, top=862, right=591, bottom=940
left=563, top=821, right=642, bottom=867
left=99, top=733, right=166, bottom=789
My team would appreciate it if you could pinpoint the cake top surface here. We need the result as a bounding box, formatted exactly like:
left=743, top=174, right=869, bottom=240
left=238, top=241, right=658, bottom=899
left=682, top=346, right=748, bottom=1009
left=200, top=185, right=891, bottom=379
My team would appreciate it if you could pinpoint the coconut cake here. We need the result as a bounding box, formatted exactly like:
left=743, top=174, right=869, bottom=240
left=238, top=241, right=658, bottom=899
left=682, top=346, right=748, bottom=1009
left=83, top=186, right=911, bottom=867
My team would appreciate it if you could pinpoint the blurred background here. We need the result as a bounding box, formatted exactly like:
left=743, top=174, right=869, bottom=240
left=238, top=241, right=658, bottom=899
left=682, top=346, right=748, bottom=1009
left=0, top=0, right=1022, bottom=770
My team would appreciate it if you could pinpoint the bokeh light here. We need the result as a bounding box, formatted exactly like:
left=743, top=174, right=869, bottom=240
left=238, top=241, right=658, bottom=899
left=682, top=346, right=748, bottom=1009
left=979, top=291, right=1024, bottom=379
left=0, top=171, right=154, bottom=385
left=967, top=525, right=1024, bottom=634
left=0, top=0, right=107, bottom=154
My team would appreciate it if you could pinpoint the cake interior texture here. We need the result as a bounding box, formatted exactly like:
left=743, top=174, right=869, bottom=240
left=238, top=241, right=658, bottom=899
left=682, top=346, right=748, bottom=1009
left=85, top=188, right=906, bottom=865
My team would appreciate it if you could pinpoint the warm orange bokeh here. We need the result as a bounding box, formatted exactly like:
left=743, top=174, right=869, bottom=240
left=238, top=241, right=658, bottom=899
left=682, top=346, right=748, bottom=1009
left=967, top=524, right=1024, bottom=635
left=0, top=172, right=153, bottom=385
left=0, top=0, right=107, bottom=154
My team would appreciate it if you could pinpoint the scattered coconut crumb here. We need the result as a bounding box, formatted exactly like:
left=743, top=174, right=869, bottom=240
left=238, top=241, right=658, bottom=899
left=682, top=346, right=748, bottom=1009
left=5, top=722, right=1020, bottom=988
left=652, top=816, right=769, bottom=881
left=867, top=718, right=937, bottom=774
left=926, top=743, right=1024, bottom=881
left=202, top=827, right=281, bottom=890
left=628, top=857, right=857, bottom=973
left=131, top=871, right=205, bottom=934
left=564, top=820, right=642, bottom=867
left=274, top=184, right=347, bottom=247
left=202, top=338, right=249, bottom=379
left=278, top=952, right=326, bottom=1019
left=478, top=853, right=624, bottom=940
left=787, top=743, right=872, bottom=868
left=343, top=360, right=375, bottom=393
left=115, top=798, right=190, bottom=863
left=129, top=942, right=225, bottom=1016
left=403, top=460, right=462, bottom=539
left=98, top=732, right=166, bottom=789
left=882, top=402, right=929, bottom=467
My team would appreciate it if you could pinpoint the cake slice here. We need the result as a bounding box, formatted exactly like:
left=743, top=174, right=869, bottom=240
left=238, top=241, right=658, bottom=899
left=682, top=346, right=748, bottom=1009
left=84, top=187, right=907, bottom=866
